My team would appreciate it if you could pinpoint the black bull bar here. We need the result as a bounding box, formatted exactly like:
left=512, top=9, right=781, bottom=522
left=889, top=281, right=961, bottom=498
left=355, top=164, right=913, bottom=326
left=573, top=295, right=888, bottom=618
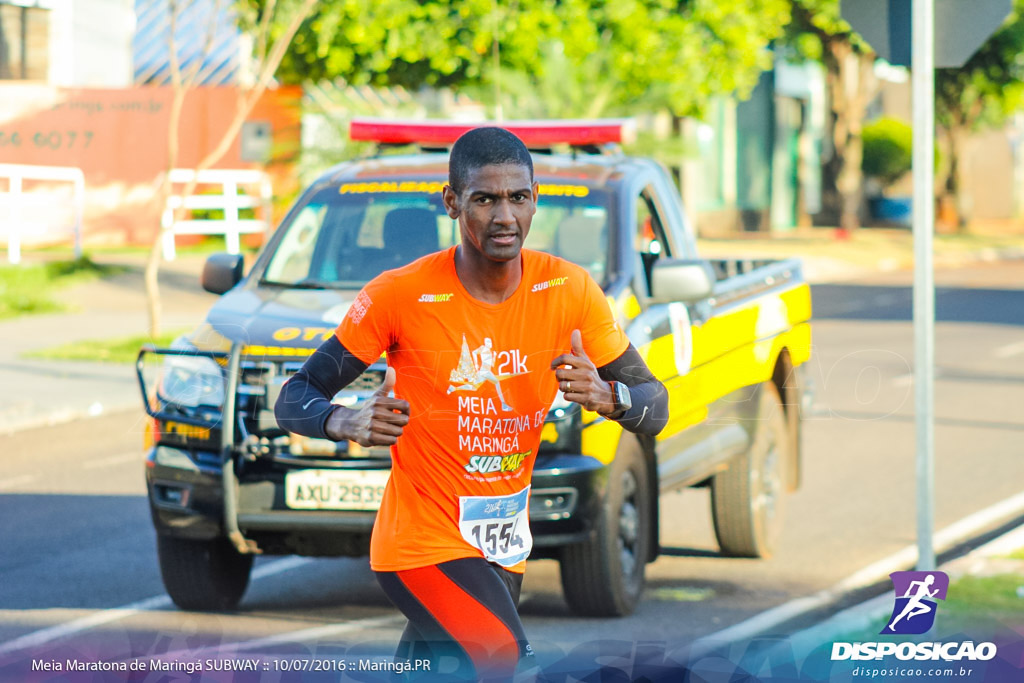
left=136, top=343, right=260, bottom=554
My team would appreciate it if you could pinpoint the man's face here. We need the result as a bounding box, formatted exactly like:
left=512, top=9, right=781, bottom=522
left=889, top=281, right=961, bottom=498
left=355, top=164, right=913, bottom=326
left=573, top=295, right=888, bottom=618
left=443, top=163, right=538, bottom=263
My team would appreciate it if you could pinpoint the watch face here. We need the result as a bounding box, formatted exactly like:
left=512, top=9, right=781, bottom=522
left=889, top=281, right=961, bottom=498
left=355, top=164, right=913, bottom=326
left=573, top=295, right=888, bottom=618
left=615, top=382, right=632, bottom=411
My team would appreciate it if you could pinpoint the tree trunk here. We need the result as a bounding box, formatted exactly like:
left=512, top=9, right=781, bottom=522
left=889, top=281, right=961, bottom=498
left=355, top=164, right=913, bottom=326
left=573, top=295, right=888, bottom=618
left=819, top=38, right=874, bottom=234
left=942, top=120, right=971, bottom=231
left=145, top=77, right=189, bottom=339
left=143, top=0, right=317, bottom=339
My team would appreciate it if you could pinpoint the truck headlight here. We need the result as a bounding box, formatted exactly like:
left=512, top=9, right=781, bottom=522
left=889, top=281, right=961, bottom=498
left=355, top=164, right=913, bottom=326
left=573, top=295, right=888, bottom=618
left=157, top=342, right=225, bottom=409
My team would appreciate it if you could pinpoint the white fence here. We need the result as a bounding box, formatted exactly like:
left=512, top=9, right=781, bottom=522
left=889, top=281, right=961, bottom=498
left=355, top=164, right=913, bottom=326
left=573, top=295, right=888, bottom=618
left=162, top=168, right=273, bottom=261
left=0, top=164, right=85, bottom=264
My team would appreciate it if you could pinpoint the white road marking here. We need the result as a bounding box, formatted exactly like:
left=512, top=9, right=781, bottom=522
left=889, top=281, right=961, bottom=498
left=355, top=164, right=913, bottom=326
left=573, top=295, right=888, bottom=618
left=892, top=369, right=954, bottom=387
left=82, top=453, right=141, bottom=470
left=151, top=614, right=405, bottom=661
left=688, top=489, right=1024, bottom=660
left=251, top=556, right=312, bottom=580
left=0, top=595, right=171, bottom=657
left=165, top=570, right=523, bottom=658
left=0, top=557, right=313, bottom=656
left=891, top=374, right=913, bottom=388
left=0, top=475, right=36, bottom=491
left=993, top=340, right=1024, bottom=359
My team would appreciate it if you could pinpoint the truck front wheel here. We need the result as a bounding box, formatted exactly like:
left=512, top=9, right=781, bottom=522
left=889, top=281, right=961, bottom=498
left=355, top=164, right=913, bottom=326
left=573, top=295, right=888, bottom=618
left=711, top=382, right=791, bottom=558
left=157, top=535, right=254, bottom=611
left=559, top=439, right=650, bottom=617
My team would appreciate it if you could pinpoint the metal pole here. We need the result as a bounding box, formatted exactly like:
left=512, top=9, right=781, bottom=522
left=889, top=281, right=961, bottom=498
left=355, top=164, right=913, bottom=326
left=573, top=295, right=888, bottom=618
left=912, top=0, right=936, bottom=571
left=9, top=174, right=22, bottom=265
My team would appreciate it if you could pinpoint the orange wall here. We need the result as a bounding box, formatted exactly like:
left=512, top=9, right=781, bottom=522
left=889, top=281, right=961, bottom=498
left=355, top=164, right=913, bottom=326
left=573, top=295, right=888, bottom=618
left=0, top=84, right=301, bottom=247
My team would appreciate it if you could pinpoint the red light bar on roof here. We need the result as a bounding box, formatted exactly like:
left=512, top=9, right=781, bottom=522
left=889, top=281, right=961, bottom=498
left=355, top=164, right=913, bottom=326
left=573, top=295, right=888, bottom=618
left=349, top=118, right=632, bottom=147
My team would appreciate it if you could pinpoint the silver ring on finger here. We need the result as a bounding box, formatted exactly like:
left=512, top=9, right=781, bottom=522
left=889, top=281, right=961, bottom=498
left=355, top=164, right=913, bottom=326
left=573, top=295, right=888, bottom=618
left=566, top=380, right=571, bottom=392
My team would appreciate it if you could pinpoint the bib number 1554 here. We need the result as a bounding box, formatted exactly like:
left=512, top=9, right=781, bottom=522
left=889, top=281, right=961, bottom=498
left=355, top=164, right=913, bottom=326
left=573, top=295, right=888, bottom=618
left=458, top=487, right=532, bottom=567
left=469, top=517, right=526, bottom=557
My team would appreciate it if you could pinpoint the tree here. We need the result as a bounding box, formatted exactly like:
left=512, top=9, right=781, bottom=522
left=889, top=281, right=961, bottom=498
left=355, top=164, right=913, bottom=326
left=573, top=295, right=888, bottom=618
left=271, top=0, right=573, bottom=90
left=935, top=0, right=1024, bottom=229
left=273, top=0, right=790, bottom=227
left=788, top=0, right=876, bottom=234
left=145, top=0, right=316, bottom=337
left=274, top=0, right=790, bottom=120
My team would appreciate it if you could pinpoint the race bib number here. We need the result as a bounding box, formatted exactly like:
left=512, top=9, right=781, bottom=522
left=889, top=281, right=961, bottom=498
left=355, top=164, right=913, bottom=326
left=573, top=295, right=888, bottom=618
left=458, top=487, right=533, bottom=567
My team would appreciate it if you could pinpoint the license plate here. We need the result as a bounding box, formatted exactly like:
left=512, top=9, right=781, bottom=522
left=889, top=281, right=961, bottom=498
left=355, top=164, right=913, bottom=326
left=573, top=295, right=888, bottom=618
left=285, top=469, right=390, bottom=511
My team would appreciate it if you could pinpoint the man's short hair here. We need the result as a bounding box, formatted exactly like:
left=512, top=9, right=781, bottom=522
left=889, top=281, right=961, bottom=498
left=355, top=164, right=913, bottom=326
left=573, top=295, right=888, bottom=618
left=448, top=127, right=534, bottom=195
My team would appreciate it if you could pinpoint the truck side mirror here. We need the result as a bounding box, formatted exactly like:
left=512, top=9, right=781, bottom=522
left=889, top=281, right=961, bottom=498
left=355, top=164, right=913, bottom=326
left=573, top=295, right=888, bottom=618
left=649, top=259, right=715, bottom=304
left=201, top=253, right=245, bottom=294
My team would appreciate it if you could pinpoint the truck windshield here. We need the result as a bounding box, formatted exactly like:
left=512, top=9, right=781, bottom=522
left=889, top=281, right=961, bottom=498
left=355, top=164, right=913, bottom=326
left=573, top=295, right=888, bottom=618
left=261, top=181, right=612, bottom=288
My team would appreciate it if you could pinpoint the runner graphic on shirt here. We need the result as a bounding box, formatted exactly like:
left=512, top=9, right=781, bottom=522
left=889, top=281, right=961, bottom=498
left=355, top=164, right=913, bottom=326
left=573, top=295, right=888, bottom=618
left=446, top=335, right=525, bottom=412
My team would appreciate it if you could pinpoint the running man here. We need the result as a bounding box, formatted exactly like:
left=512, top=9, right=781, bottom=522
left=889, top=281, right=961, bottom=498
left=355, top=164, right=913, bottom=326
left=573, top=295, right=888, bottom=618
left=275, top=127, right=668, bottom=680
left=447, top=337, right=515, bottom=411
left=887, top=574, right=939, bottom=632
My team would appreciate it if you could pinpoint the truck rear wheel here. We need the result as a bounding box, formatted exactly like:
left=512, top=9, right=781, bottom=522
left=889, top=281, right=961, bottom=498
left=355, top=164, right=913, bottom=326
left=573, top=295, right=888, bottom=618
left=559, top=439, right=650, bottom=617
left=157, top=535, right=253, bottom=611
left=711, top=382, right=790, bottom=558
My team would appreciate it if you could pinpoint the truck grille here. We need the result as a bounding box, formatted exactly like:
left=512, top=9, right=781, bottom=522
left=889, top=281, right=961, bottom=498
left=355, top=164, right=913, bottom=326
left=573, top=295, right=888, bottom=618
left=237, top=361, right=385, bottom=397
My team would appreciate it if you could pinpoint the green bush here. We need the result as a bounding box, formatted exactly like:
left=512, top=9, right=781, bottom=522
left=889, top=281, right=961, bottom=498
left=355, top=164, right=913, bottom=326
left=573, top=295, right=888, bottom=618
left=862, top=117, right=913, bottom=187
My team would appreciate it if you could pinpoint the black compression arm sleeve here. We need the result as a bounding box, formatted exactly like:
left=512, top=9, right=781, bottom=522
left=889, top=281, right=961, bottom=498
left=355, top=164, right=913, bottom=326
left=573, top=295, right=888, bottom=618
left=273, top=335, right=370, bottom=440
left=597, top=344, right=669, bottom=436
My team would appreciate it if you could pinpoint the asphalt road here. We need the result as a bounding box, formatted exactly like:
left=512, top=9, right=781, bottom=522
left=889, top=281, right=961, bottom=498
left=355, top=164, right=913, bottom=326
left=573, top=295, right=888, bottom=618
left=0, top=261, right=1022, bottom=679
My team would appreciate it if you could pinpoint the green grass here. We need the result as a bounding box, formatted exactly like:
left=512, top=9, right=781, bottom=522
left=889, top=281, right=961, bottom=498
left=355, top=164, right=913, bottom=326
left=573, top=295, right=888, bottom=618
left=26, top=235, right=261, bottom=257
left=23, top=328, right=190, bottom=364
left=24, top=234, right=261, bottom=258
left=942, top=574, right=1024, bottom=617
left=0, top=256, right=128, bottom=319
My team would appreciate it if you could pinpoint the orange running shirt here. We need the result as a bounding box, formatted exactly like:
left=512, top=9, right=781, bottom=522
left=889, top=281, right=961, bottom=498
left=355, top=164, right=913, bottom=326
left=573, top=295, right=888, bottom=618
left=336, top=247, right=629, bottom=573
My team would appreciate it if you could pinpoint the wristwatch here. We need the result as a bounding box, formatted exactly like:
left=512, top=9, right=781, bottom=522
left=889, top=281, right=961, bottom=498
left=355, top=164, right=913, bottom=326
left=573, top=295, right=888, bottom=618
left=606, top=381, right=632, bottom=419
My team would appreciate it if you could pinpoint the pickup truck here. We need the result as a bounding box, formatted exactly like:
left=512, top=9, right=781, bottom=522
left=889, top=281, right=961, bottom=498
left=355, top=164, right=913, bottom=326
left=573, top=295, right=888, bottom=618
left=137, top=119, right=812, bottom=618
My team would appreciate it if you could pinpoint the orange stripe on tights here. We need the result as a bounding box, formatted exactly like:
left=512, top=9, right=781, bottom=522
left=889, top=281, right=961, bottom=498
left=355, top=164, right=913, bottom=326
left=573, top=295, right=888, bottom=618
left=397, top=565, right=520, bottom=675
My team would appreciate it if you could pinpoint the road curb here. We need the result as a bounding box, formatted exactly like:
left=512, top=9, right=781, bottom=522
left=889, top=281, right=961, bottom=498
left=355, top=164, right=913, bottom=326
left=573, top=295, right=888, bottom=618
left=0, top=401, right=139, bottom=436
left=688, top=491, right=1024, bottom=661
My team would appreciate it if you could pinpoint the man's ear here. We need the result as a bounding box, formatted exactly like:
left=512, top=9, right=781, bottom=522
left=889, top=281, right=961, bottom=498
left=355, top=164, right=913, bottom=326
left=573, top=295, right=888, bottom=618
left=442, top=185, right=460, bottom=219
left=531, top=180, right=539, bottom=214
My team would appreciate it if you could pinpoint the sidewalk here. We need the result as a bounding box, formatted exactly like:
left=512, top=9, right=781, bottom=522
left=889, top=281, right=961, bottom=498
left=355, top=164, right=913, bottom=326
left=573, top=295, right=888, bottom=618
left=697, top=228, right=1024, bottom=283
left=0, top=253, right=219, bottom=434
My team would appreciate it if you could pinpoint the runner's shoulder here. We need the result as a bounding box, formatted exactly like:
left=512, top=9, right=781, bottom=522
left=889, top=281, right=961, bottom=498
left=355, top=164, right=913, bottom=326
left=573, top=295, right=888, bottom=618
left=523, top=249, right=592, bottom=295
